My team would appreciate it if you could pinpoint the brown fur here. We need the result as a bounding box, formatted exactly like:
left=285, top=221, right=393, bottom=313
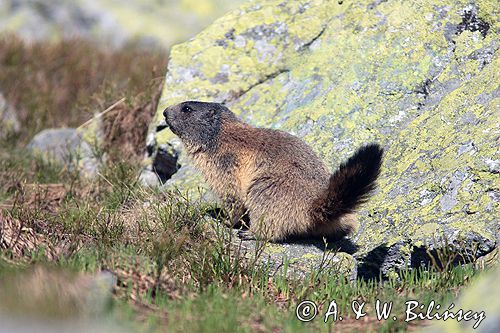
left=163, top=101, right=382, bottom=241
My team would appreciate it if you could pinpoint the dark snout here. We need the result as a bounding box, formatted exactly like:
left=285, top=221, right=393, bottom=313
left=153, top=108, right=169, bottom=132
left=163, top=106, right=174, bottom=125
left=162, top=106, right=178, bottom=134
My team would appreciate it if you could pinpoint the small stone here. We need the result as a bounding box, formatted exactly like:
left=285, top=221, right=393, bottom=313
left=0, top=93, right=21, bottom=140
left=26, top=128, right=99, bottom=177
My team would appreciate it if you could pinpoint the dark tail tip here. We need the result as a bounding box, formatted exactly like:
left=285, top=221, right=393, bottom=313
left=350, top=143, right=384, bottom=186
left=317, top=143, right=384, bottom=221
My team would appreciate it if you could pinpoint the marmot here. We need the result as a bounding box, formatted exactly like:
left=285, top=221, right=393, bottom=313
left=163, top=101, right=383, bottom=241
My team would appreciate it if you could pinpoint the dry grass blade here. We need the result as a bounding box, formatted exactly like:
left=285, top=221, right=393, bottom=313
left=77, top=97, right=126, bottom=130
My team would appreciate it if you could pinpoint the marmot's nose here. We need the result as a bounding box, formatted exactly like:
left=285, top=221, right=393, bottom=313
left=162, top=108, right=168, bottom=118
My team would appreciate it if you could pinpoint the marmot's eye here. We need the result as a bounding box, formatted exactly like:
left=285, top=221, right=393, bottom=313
left=182, top=105, right=193, bottom=113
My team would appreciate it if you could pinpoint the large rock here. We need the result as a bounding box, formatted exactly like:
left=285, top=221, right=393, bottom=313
left=144, top=0, right=499, bottom=276
left=0, top=0, right=246, bottom=48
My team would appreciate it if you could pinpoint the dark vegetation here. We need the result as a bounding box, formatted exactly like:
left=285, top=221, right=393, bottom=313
left=0, top=34, right=492, bottom=332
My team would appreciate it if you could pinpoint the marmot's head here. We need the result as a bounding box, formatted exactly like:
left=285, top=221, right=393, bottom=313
left=163, top=101, right=236, bottom=150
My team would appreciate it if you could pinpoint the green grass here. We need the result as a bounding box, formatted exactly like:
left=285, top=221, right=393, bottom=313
left=0, top=149, right=486, bottom=332
left=0, top=34, right=491, bottom=332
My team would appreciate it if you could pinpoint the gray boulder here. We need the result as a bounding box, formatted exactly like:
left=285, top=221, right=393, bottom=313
left=142, top=0, right=499, bottom=278
left=27, top=128, right=99, bottom=176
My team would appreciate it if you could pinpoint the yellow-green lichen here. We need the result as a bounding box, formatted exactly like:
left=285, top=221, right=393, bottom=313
left=264, top=244, right=286, bottom=255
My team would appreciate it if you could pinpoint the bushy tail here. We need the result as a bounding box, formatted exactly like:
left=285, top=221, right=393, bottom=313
left=313, top=143, right=383, bottom=223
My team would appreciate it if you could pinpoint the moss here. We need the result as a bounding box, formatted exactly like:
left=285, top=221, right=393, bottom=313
left=263, top=244, right=286, bottom=255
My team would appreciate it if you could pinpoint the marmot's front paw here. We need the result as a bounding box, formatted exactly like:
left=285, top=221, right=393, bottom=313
left=237, top=229, right=256, bottom=241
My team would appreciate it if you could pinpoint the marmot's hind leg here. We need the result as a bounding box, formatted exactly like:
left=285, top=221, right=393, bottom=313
left=244, top=178, right=309, bottom=242
left=223, top=197, right=248, bottom=228
left=245, top=208, right=292, bottom=242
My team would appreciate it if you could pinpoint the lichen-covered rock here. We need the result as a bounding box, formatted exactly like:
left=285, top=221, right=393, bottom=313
left=0, top=0, right=246, bottom=48
left=145, top=0, right=499, bottom=276
left=27, top=128, right=100, bottom=176
left=0, top=92, right=20, bottom=139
